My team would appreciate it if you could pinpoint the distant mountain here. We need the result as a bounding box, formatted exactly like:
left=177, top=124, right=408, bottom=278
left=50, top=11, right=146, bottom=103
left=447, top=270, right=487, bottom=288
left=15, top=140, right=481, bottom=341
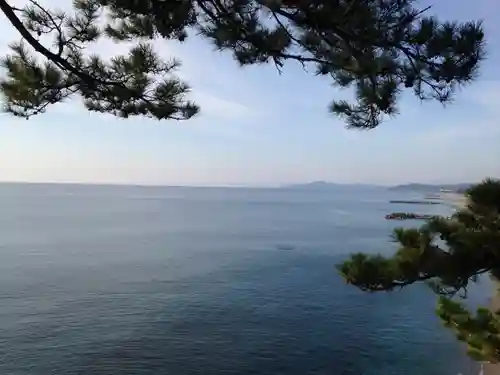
left=389, top=183, right=473, bottom=193
left=286, top=181, right=334, bottom=189
left=284, top=181, right=382, bottom=190
left=284, top=181, right=474, bottom=192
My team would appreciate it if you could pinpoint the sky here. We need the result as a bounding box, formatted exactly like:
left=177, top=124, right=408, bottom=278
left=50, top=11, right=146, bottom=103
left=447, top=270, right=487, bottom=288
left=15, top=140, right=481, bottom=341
left=0, top=0, right=499, bottom=186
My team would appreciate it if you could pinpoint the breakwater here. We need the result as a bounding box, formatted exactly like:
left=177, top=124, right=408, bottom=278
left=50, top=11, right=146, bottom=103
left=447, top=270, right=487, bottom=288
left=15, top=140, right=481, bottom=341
left=385, top=212, right=438, bottom=220
left=390, top=200, right=441, bottom=205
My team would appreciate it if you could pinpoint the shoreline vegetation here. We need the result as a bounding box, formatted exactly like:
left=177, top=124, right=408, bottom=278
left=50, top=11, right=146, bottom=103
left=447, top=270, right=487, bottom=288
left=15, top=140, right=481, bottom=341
left=437, top=192, right=499, bottom=375
left=483, top=279, right=500, bottom=375
left=344, top=180, right=500, bottom=371
left=383, top=189, right=498, bottom=374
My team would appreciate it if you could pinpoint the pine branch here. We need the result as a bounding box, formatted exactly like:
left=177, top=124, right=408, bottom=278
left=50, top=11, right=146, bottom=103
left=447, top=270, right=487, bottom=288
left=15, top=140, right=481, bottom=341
left=0, top=0, right=486, bottom=125
left=0, top=0, right=102, bottom=86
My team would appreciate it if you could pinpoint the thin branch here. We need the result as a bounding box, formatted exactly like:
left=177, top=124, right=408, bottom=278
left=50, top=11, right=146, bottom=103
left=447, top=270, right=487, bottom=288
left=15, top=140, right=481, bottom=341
left=278, top=52, right=327, bottom=65
left=273, top=7, right=359, bottom=49
left=357, top=264, right=494, bottom=294
left=271, top=11, right=302, bottom=46
left=0, top=0, right=118, bottom=88
left=28, top=0, right=65, bottom=55
left=64, top=10, right=95, bottom=50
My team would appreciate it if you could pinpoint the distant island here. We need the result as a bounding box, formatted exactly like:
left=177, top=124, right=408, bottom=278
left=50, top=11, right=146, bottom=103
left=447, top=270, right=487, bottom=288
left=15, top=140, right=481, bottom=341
left=388, top=183, right=473, bottom=193
left=284, top=181, right=383, bottom=190
left=285, top=181, right=335, bottom=189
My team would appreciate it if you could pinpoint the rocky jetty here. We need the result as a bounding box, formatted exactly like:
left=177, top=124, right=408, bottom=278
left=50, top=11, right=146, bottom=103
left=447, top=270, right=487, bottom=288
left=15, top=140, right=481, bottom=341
left=389, top=200, right=441, bottom=205
left=385, top=212, right=437, bottom=220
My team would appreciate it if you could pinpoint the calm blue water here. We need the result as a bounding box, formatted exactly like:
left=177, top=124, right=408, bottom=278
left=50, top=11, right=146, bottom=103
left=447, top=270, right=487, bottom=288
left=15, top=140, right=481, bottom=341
left=0, top=183, right=488, bottom=375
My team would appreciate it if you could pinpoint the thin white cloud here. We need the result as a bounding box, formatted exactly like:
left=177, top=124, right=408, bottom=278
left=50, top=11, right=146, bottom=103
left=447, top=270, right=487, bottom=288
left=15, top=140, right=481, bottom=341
left=192, top=91, right=259, bottom=120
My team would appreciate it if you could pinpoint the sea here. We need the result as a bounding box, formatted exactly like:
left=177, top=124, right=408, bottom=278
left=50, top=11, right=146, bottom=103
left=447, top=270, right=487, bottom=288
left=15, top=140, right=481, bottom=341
left=0, top=183, right=490, bottom=375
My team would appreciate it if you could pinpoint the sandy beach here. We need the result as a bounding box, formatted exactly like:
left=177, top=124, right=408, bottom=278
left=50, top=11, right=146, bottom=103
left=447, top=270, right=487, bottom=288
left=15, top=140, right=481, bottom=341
left=438, top=192, right=469, bottom=209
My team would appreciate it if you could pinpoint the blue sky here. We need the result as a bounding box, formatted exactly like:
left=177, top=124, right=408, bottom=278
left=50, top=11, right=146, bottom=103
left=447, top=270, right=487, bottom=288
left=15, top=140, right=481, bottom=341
left=0, top=0, right=499, bottom=186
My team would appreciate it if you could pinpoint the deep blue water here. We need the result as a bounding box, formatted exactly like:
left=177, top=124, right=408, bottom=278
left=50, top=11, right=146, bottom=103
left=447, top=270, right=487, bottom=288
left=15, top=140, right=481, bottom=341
left=0, top=183, right=489, bottom=375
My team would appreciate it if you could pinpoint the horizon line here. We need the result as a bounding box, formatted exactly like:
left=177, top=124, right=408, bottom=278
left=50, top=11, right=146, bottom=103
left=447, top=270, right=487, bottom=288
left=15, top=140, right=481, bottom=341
left=0, top=180, right=472, bottom=189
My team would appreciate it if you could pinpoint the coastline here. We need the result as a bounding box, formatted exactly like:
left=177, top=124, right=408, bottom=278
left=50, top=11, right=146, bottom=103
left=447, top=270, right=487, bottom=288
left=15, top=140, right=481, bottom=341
left=438, top=192, right=469, bottom=209
left=438, top=192, right=499, bottom=375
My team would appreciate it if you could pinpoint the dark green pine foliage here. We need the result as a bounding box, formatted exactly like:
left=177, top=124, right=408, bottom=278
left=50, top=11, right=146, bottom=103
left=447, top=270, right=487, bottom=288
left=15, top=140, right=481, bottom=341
left=0, top=0, right=199, bottom=120
left=338, top=179, right=500, bottom=363
left=2, top=0, right=498, bottom=363
left=0, top=0, right=485, bottom=127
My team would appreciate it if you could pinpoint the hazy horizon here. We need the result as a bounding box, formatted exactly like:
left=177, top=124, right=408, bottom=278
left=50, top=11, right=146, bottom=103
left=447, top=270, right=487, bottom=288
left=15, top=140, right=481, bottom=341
left=0, top=179, right=480, bottom=189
